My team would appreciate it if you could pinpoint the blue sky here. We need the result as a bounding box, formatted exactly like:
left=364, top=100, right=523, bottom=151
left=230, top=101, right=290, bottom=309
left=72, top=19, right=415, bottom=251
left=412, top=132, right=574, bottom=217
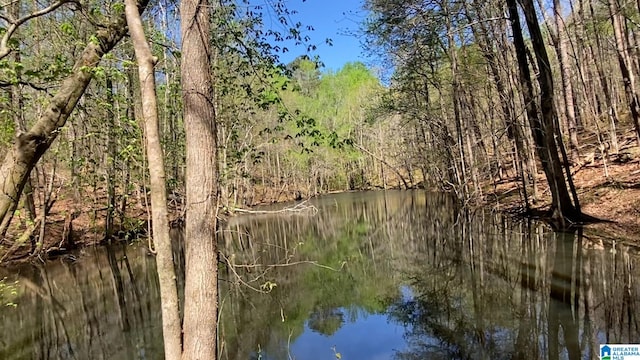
left=259, top=0, right=368, bottom=71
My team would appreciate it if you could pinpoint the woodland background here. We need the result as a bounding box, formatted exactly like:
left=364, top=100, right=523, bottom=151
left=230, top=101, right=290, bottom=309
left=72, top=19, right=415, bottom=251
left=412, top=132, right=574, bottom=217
left=1, top=0, right=639, bottom=250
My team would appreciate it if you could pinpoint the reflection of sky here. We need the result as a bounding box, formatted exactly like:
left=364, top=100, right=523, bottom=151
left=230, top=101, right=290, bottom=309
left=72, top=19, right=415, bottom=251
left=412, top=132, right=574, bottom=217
left=286, top=295, right=411, bottom=360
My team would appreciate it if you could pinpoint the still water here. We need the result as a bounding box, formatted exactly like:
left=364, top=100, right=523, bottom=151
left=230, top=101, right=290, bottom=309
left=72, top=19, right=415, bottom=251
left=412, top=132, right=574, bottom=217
left=0, top=190, right=639, bottom=359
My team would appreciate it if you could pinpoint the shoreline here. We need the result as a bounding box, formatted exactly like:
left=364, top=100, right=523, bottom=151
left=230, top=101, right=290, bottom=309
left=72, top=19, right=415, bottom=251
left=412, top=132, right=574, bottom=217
left=2, top=155, right=640, bottom=266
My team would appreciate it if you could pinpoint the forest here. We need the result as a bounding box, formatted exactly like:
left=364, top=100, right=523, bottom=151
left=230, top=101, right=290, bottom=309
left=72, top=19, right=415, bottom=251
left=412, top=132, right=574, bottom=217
left=1, top=0, right=640, bottom=358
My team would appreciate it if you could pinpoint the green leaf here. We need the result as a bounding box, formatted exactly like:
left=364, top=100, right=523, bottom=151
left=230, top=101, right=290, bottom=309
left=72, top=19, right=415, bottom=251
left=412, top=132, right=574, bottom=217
left=60, top=22, right=75, bottom=36
left=112, top=2, right=125, bottom=13
left=89, top=35, right=100, bottom=46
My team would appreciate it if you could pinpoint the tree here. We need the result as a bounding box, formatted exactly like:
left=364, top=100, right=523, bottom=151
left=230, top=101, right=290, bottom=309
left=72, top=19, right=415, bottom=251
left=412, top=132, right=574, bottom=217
left=551, top=0, right=580, bottom=160
left=123, top=0, right=182, bottom=358
left=507, top=0, right=582, bottom=226
left=0, top=0, right=150, bottom=239
left=180, top=0, right=218, bottom=357
left=607, top=0, right=640, bottom=145
left=0, top=0, right=71, bottom=60
left=465, top=0, right=534, bottom=208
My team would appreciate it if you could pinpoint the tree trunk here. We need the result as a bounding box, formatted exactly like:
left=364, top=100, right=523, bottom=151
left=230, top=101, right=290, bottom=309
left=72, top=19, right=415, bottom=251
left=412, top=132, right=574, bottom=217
left=553, top=0, right=580, bottom=160
left=105, top=75, right=117, bottom=240
left=469, top=0, right=533, bottom=208
left=608, top=0, right=640, bottom=145
left=0, top=0, right=149, bottom=240
left=508, top=0, right=581, bottom=226
left=181, top=0, right=219, bottom=357
left=443, top=3, right=471, bottom=197
left=521, top=0, right=581, bottom=219
left=123, top=1, right=182, bottom=359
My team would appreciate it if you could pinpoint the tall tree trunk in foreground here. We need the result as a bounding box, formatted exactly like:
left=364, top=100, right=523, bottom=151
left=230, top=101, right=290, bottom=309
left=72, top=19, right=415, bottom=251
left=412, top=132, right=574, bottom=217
left=123, top=1, right=182, bottom=359
left=0, top=0, right=149, bottom=240
left=181, top=0, right=219, bottom=357
left=508, top=0, right=581, bottom=227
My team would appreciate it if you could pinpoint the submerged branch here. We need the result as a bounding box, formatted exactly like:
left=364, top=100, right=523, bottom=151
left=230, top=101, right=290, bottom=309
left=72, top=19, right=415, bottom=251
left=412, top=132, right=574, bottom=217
left=230, top=260, right=345, bottom=272
left=232, top=200, right=318, bottom=215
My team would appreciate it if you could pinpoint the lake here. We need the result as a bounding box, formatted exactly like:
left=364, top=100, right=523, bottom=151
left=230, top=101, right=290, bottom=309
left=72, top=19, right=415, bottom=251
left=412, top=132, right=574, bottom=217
left=0, top=190, right=639, bottom=359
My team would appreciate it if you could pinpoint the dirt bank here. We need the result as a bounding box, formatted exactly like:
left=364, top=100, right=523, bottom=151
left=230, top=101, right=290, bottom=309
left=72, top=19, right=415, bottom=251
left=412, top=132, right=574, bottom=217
left=487, top=131, right=640, bottom=242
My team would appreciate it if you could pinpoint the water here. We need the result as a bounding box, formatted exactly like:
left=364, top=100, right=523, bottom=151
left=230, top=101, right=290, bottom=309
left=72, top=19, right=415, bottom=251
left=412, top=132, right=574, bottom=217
left=0, top=190, right=639, bottom=360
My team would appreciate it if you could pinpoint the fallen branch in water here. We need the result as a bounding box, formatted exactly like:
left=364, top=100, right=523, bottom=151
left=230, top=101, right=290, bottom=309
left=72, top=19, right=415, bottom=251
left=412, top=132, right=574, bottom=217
left=219, top=247, right=345, bottom=294
left=230, top=260, right=345, bottom=272
left=220, top=252, right=271, bottom=294
left=232, top=200, right=318, bottom=216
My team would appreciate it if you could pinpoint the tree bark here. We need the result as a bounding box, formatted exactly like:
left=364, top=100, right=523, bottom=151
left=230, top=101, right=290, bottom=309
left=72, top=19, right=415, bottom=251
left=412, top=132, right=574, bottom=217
left=469, top=0, right=532, bottom=208
left=181, top=0, right=219, bottom=357
left=0, top=0, right=149, bottom=240
left=123, top=1, right=182, bottom=359
left=105, top=75, right=116, bottom=240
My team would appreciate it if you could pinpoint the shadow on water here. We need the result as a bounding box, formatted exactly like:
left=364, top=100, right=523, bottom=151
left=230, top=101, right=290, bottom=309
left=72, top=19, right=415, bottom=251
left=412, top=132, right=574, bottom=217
left=0, top=190, right=639, bottom=359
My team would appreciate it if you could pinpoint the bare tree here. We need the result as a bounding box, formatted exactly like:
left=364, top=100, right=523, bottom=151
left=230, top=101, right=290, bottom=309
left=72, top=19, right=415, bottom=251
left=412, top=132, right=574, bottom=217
left=607, top=0, right=640, bottom=145
left=552, top=0, right=580, bottom=160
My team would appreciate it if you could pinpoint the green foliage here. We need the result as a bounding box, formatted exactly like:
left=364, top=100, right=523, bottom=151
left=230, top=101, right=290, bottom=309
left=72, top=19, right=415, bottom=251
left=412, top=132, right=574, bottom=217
left=287, top=56, right=321, bottom=94
left=257, top=61, right=384, bottom=190
left=59, top=22, right=76, bottom=37
left=0, top=100, right=15, bottom=147
left=0, top=0, right=397, bottom=237
left=111, top=2, right=125, bottom=14
left=0, top=278, right=19, bottom=308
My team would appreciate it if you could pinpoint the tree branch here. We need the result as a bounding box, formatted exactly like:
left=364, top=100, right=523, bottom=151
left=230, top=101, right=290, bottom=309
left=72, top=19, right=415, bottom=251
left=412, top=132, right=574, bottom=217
left=0, top=79, right=52, bottom=92
left=232, top=200, right=318, bottom=215
left=0, top=0, right=75, bottom=60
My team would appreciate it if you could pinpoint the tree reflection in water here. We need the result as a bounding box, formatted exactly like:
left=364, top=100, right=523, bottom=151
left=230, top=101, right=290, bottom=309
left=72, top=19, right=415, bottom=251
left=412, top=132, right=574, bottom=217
left=388, top=214, right=640, bottom=360
left=308, top=308, right=345, bottom=336
left=0, top=191, right=639, bottom=360
left=0, top=243, right=163, bottom=360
